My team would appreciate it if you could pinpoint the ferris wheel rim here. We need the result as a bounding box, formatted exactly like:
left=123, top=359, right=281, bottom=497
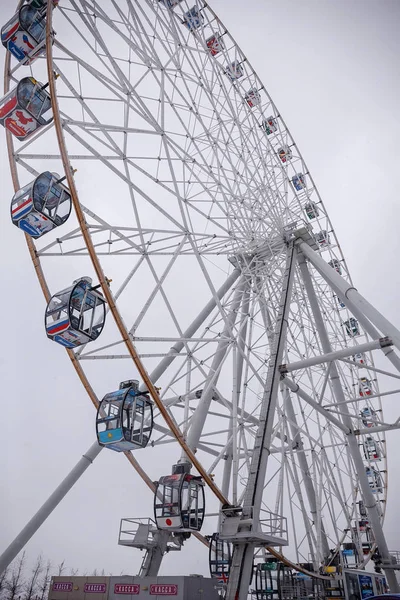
left=3, top=0, right=389, bottom=579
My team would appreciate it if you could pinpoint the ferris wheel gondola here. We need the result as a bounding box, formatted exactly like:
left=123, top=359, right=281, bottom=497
left=96, top=380, right=153, bottom=452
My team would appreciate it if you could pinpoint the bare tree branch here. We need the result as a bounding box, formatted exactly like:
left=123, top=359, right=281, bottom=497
left=37, top=561, right=51, bottom=600
left=0, top=567, right=10, bottom=600
left=23, top=555, right=43, bottom=600
left=6, top=552, right=26, bottom=600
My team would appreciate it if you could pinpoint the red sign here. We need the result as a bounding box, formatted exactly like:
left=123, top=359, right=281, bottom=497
left=114, top=584, right=140, bottom=595
left=149, top=584, right=178, bottom=596
left=84, top=584, right=107, bottom=593
left=52, top=583, right=73, bottom=592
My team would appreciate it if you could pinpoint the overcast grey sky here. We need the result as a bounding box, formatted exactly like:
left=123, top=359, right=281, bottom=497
left=1, top=0, right=400, bottom=578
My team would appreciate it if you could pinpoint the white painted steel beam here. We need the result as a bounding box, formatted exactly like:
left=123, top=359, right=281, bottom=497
left=297, top=238, right=400, bottom=355
left=185, top=279, right=246, bottom=455
left=282, top=378, right=350, bottom=434
left=280, top=338, right=392, bottom=373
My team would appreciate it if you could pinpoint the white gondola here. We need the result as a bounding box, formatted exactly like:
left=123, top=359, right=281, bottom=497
left=10, top=171, right=71, bottom=238
left=159, top=0, right=184, bottom=7
left=292, top=173, right=306, bottom=191
left=184, top=6, right=204, bottom=30
left=328, top=258, right=342, bottom=274
left=316, top=230, right=330, bottom=247
left=206, top=33, right=224, bottom=56
left=1, top=1, right=53, bottom=65
left=353, top=352, right=367, bottom=365
left=342, top=543, right=358, bottom=568
left=154, top=469, right=205, bottom=532
left=0, top=76, right=52, bottom=140
left=365, top=466, right=383, bottom=494
left=96, top=380, right=153, bottom=452
left=360, top=406, right=378, bottom=428
left=363, top=436, right=382, bottom=462
left=359, top=377, right=372, bottom=396
left=262, top=116, right=277, bottom=135
left=245, top=88, right=261, bottom=108
left=343, top=318, right=359, bottom=337
left=45, top=277, right=106, bottom=348
left=277, top=145, right=292, bottom=163
left=304, top=201, right=319, bottom=220
left=225, top=61, right=244, bottom=80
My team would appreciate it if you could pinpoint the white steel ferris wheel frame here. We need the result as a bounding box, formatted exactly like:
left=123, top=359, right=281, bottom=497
left=3, top=0, right=400, bottom=597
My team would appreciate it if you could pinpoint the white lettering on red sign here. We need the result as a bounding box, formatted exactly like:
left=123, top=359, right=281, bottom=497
left=52, top=583, right=73, bottom=592
left=84, top=584, right=107, bottom=593
left=114, top=584, right=140, bottom=595
left=149, top=584, right=178, bottom=596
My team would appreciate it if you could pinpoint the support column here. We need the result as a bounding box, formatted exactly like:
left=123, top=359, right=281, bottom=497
left=222, top=286, right=251, bottom=505
left=0, top=442, right=102, bottom=574
left=283, top=386, right=330, bottom=561
left=139, top=530, right=173, bottom=577
left=226, top=244, right=297, bottom=600
left=185, top=278, right=246, bottom=455
left=297, top=254, right=399, bottom=593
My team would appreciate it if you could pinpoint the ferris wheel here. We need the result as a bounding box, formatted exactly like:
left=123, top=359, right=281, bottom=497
left=2, top=1, right=400, bottom=599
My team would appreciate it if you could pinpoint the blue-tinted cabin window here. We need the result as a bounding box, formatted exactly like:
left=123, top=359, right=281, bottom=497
left=17, top=79, right=51, bottom=122
left=20, top=6, right=46, bottom=42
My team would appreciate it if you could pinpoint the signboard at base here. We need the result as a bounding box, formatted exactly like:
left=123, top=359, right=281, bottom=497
left=114, top=584, right=140, bottom=595
left=52, top=583, right=73, bottom=592
left=149, top=584, right=178, bottom=596
left=84, top=584, right=107, bottom=594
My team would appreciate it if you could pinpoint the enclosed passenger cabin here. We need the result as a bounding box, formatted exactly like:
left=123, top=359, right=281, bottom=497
left=154, top=471, right=205, bottom=532
left=0, top=77, right=52, bottom=140
left=184, top=6, right=204, bottom=30
left=360, top=406, right=377, bottom=428
left=336, top=296, right=345, bottom=309
left=328, top=259, right=342, bottom=274
left=292, top=173, right=306, bottom=191
left=254, top=560, right=278, bottom=600
left=45, top=277, right=106, bottom=348
left=363, top=436, right=382, bottom=462
left=277, top=145, right=292, bottom=163
left=365, top=466, right=383, bottom=494
left=225, top=61, right=244, bottom=80
left=262, top=116, right=277, bottom=135
left=359, top=377, right=372, bottom=396
left=206, top=33, right=224, bottom=56
left=344, top=318, right=359, bottom=337
left=96, top=380, right=153, bottom=452
left=358, top=525, right=375, bottom=555
left=1, top=3, right=48, bottom=65
left=342, top=543, right=358, bottom=568
left=10, top=171, right=71, bottom=238
left=353, top=352, right=366, bottom=365
left=209, top=533, right=231, bottom=584
left=245, top=88, right=261, bottom=108
left=159, top=0, right=184, bottom=7
left=316, top=230, right=330, bottom=247
left=304, top=201, right=319, bottom=220
left=358, top=500, right=367, bottom=517
left=277, top=564, right=294, bottom=600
